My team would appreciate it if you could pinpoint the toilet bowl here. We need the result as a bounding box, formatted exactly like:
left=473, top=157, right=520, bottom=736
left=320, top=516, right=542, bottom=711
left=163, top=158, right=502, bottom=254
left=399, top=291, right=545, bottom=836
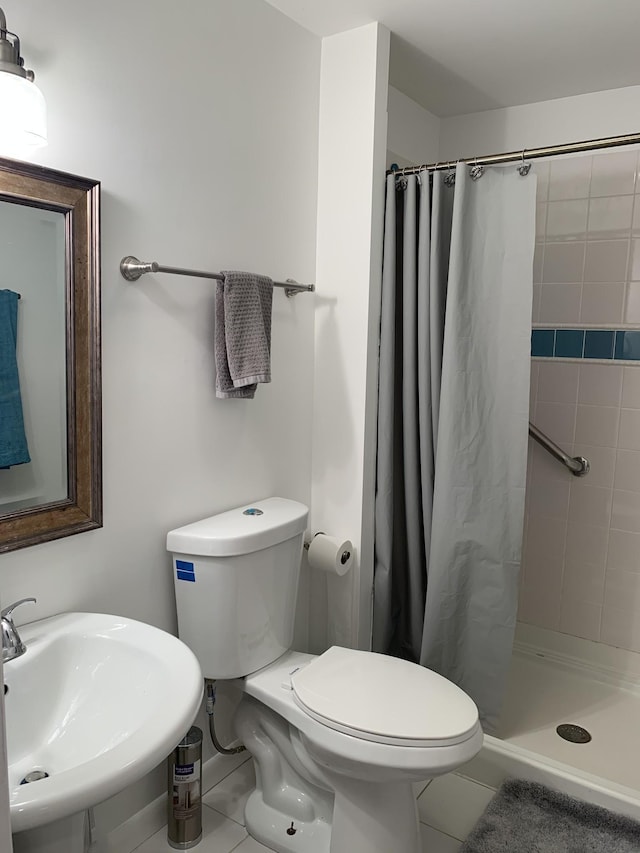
left=236, top=648, right=482, bottom=853
left=168, top=498, right=483, bottom=853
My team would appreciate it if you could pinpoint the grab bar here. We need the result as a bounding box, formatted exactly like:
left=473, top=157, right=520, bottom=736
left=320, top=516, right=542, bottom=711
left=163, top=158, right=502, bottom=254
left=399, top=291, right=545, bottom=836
left=528, top=422, right=589, bottom=477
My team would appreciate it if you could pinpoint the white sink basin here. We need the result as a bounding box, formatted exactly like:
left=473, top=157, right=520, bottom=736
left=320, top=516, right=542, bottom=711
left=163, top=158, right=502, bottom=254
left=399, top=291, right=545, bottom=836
left=4, top=612, right=203, bottom=833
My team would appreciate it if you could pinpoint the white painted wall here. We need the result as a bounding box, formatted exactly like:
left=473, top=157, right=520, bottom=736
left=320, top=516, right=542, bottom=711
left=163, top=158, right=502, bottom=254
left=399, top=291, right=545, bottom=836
left=439, top=84, right=640, bottom=162
left=310, top=22, right=389, bottom=653
left=387, top=85, right=440, bottom=167
left=0, top=0, right=320, bottom=842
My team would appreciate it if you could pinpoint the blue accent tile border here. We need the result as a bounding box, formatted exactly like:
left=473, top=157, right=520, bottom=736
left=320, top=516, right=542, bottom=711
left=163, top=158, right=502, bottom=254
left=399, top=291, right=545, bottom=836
left=532, top=329, right=640, bottom=361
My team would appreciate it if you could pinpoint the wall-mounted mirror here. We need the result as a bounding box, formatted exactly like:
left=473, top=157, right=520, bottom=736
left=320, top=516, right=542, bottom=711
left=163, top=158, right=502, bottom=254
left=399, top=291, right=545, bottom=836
left=0, top=157, right=101, bottom=552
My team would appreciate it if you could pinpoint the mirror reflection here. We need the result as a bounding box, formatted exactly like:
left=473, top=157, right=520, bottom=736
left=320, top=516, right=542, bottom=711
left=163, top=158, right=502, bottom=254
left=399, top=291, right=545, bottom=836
left=0, top=202, right=67, bottom=512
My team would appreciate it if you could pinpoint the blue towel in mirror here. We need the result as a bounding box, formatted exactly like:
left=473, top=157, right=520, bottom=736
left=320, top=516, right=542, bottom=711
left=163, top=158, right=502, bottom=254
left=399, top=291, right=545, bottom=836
left=0, top=289, right=30, bottom=468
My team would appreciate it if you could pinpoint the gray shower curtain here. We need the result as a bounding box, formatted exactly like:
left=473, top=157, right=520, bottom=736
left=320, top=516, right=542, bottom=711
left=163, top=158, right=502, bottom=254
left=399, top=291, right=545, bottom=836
left=373, top=163, right=536, bottom=732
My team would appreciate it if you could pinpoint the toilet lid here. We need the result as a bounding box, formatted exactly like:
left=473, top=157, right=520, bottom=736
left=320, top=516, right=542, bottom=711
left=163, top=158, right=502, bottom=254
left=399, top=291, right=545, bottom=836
left=291, top=646, right=479, bottom=747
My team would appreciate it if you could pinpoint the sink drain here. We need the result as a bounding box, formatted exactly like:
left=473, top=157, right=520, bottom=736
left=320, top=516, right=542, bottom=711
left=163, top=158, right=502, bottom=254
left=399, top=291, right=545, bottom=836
left=556, top=723, right=592, bottom=744
left=20, top=770, right=49, bottom=785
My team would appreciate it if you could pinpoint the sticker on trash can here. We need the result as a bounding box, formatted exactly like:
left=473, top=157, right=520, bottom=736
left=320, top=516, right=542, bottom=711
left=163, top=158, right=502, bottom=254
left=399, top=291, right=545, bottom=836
left=176, top=560, right=195, bottom=582
left=172, top=759, right=201, bottom=819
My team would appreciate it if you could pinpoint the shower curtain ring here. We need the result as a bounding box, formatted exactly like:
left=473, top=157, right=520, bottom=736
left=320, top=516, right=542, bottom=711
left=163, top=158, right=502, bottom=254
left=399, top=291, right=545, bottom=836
left=444, top=160, right=456, bottom=187
left=469, top=155, right=484, bottom=181
left=518, top=148, right=531, bottom=176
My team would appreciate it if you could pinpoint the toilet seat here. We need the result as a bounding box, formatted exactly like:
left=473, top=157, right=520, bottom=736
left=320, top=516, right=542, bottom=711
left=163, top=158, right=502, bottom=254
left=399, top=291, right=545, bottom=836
left=290, top=646, right=479, bottom=748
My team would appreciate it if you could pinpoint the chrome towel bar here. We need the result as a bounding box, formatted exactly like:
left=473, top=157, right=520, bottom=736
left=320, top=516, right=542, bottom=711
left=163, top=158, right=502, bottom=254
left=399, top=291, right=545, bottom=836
left=528, top=422, right=589, bottom=477
left=120, top=256, right=315, bottom=298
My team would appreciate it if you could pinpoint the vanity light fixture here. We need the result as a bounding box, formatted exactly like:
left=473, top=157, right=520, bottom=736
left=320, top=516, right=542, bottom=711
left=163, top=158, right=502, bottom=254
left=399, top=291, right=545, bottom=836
left=0, top=7, right=46, bottom=153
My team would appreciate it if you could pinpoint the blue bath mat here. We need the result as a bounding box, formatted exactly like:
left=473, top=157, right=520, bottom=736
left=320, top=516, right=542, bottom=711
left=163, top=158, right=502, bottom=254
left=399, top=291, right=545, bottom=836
left=461, top=779, right=640, bottom=852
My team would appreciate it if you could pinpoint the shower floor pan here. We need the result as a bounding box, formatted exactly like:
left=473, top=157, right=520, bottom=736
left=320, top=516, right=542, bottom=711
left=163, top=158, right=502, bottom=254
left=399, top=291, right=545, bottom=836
left=458, top=625, right=640, bottom=821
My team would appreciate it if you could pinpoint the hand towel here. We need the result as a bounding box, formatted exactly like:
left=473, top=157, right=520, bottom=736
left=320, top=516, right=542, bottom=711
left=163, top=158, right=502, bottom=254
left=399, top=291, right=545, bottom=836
left=215, top=271, right=273, bottom=399
left=0, top=289, right=30, bottom=468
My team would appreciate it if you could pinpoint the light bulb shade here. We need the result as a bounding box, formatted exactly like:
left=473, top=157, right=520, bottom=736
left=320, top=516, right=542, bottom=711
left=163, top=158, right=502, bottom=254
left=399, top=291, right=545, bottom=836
left=0, top=71, right=47, bottom=154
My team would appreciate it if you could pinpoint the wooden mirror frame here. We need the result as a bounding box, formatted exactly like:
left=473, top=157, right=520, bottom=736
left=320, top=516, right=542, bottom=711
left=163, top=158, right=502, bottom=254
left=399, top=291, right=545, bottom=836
left=0, top=158, right=101, bottom=553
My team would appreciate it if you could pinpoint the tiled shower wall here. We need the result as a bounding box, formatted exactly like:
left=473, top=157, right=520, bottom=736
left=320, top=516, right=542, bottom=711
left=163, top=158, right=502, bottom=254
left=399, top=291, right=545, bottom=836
left=519, top=150, right=640, bottom=652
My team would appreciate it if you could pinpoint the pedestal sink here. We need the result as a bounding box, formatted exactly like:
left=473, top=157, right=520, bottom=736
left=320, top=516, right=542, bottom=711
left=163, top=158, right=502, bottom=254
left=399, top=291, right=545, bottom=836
left=4, top=612, right=203, bottom=851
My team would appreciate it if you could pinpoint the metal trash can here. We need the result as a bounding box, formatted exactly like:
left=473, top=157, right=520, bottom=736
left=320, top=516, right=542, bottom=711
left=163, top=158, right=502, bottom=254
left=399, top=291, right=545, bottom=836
left=167, top=726, right=203, bottom=849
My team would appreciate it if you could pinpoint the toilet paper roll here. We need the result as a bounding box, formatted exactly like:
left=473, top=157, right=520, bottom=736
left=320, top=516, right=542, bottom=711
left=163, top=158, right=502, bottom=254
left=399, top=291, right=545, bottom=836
left=307, top=534, right=353, bottom=576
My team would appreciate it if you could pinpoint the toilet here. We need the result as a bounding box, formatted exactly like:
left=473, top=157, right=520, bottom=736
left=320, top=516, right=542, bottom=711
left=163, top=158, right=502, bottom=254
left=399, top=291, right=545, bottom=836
left=168, top=498, right=483, bottom=853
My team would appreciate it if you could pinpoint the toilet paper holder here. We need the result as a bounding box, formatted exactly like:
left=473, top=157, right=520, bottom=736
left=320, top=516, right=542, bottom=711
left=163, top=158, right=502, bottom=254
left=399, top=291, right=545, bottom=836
left=304, top=532, right=352, bottom=567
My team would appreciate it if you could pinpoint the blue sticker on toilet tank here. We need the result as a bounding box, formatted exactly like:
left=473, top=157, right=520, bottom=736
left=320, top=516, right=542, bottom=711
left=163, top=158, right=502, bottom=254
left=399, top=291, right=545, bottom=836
left=176, top=560, right=195, bottom=582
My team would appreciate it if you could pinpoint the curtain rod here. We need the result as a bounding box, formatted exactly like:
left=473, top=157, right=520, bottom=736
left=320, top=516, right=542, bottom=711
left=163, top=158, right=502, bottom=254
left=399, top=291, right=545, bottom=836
left=119, top=256, right=315, bottom=298
left=389, top=131, right=640, bottom=178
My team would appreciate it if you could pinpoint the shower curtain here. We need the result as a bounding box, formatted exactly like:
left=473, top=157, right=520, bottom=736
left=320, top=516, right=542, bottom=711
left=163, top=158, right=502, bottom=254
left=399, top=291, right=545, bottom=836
left=373, top=162, right=536, bottom=732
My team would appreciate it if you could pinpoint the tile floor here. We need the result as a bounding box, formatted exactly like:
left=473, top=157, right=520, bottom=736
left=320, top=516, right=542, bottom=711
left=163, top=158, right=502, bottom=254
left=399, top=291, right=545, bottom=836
left=131, top=757, right=496, bottom=853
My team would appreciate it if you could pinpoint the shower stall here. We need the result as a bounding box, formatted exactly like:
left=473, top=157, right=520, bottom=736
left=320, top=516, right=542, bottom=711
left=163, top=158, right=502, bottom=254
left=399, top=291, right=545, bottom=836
left=474, top=147, right=640, bottom=820
left=377, top=136, right=640, bottom=819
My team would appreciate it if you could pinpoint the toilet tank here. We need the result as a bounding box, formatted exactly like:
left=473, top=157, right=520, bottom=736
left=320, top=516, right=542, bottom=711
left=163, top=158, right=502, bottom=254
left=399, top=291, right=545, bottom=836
left=167, top=497, right=309, bottom=679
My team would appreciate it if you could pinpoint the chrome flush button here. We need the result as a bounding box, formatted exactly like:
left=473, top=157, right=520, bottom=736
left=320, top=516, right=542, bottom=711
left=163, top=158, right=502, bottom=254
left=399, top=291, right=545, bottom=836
left=243, top=508, right=263, bottom=516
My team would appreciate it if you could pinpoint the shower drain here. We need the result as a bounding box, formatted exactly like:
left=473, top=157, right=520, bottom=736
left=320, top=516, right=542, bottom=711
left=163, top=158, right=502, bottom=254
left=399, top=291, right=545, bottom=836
left=556, top=723, right=592, bottom=744
left=20, top=770, right=50, bottom=785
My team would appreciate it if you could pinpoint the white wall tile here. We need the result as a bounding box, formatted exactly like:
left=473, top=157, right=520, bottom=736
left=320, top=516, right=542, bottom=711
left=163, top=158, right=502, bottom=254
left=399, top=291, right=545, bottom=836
left=548, top=156, right=592, bottom=201
left=537, top=362, right=580, bottom=403
left=531, top=284, right=541, bottom=323
left=587, top=196, right=633, bottom=239
left=628, top=239, right=640, bottom=280
left=535, top=401, right=577, bottom=446
left=622, top=368, right=640, bottom=409
left=624, top=281, right=640, bottom=324
left=539, top=283, right=582, bottom=324
left=530, top=438, right=574, bottom=484
left=584, top=240, right=629, bottom=282
left=590, top=151, right=638, bottom=197
left=522, top=549, right=564, bottom=599
left=572, top=444, right=615, bottom=488
left=618, top=408, right=640, bottom=450
left=529, top=361, right=540, bottom=412
left=574, top=405, right=619, bottom=447
left=519, top=585, right=562, bottom=631
left=559, top=599, right=601, bottom=641
left=526, top=513, right=567, bottom=557
left=614, top=449, right=640, bottom=492
left=546, top=200, right=588, bottom=241
left=542, top=242, right=585, bottom=283
left=607, top=529, right=640, bottom=572
left=611, top=489, right=640, bottom=533
left=604, top=568, right=640, bottom=612
left=581, top=283, right=624, bottom=325
left=562, top=558, right=606, bottom=606
left=525, top=148, right=640, bottom=653
left=632, top=197, right=640, bottom=236
left=536, top=203, right=547, bottom=238
left=565, top=522, right=609, bottom=568
left=527, top=473, right=571, bottom=519
left=533, top=244, right=543, bottom=283
left=578, top=363, right=623, bottom=407
left=601, top=604, right=640, bottom=652
left=568, top=484, right=612, bottom=528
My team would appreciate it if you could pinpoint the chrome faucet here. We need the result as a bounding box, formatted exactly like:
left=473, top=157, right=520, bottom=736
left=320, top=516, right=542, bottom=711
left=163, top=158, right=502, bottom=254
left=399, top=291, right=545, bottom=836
left=1, top=598, right=36, bottom=663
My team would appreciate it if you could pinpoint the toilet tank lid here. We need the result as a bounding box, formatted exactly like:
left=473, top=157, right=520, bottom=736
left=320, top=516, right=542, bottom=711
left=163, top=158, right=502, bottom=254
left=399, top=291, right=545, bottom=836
left=166, top=497, right=309, bottom=557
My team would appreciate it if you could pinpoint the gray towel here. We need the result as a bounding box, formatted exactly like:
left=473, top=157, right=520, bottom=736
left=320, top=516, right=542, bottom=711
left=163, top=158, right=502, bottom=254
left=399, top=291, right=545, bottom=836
left=215, top=271, right=273, bottom=399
